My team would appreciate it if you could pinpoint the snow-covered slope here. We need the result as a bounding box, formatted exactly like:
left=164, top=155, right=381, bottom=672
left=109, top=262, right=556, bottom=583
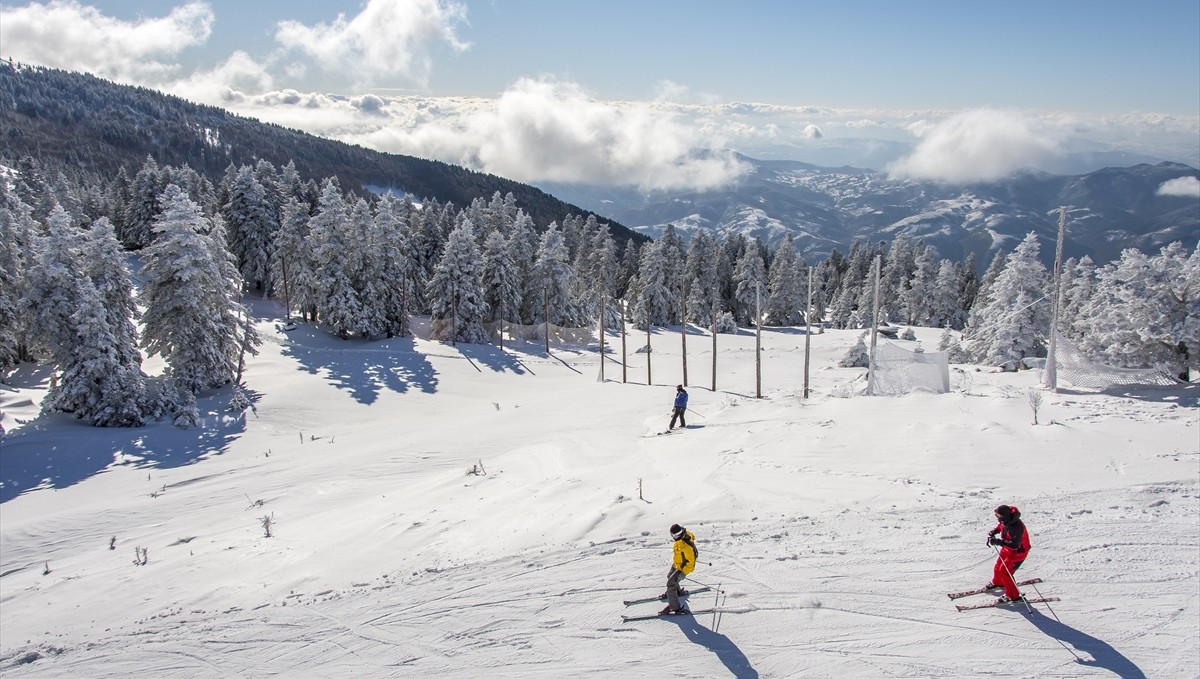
left=1, top=300, right=1197, bottom=677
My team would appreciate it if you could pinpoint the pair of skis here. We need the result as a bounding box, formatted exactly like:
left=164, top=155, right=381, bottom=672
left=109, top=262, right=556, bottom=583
left=622, top=578, right=1061, bottom=620
left=949, top=578, right=1059, bottom=611
left=621, top=587, right=713, bottom=622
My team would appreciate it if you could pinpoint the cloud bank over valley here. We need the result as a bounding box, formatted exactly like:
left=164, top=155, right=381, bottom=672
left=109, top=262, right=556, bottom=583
left=1, top=0, right=1197, bottom=190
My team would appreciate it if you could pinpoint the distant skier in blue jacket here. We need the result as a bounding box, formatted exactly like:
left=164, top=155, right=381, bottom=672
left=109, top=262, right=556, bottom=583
left=669, top=385, right=688, bottom=430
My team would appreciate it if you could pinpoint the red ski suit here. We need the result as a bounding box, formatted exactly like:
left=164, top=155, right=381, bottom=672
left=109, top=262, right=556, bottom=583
left=991, top=509, right=1031, bottom=599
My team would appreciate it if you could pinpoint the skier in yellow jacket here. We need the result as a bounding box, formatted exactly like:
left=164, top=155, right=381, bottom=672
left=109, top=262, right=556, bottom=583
left=660, top=523, right=698, bottom=615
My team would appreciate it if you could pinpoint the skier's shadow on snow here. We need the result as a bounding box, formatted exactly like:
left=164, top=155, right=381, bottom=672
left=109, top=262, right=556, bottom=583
left=1023, top=609, right=1145, bottom=678
left=668, top=616, right=759, bottom=678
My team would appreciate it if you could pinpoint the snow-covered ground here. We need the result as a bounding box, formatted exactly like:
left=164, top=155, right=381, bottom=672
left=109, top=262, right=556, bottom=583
left=1, top=300, right=1197, bottom=678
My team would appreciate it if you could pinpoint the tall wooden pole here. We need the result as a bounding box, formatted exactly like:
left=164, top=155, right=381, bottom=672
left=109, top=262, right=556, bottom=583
left=598, top=291, right=605, bottom=382
left=803, top=267, right=813, bottom=400
left=711, top=293, right=718, bottom=392
left=680, top=290, right=688, bottom=387
left=646, top=319, right=652, bottom=386
left=755, top=282, right=762, bottom=399
left=543, top=289, right=550, bottom=354
left=621, top=300, right=628, bottom=384
left=280, top=261, right=291, bottom=321
left=867, top=255, right=881, bottom=395
left=1045, top=206, right=1067, bottom=392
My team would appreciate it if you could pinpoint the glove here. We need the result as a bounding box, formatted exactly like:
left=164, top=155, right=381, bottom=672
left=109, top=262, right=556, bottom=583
left=986, top=529, right=999, bottom=546
left=988, top=537, right=1003, bottom=547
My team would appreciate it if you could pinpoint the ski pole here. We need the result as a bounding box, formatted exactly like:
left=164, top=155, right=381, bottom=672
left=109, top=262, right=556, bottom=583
left=686, top=407, right=707, bottom=418
left=682, top=575, right=721, bottom=591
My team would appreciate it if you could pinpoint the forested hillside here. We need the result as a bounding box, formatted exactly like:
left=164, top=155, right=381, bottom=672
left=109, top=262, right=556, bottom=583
left=0, top=61, right=641, bottom=244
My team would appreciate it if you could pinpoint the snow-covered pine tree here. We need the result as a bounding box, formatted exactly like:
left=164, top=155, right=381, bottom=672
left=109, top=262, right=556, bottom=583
left=13, top=156, right=54, bottom=222
left=1076, top=242, right=1199, bottom=379
left=530, top=222, right=582, bottom=327
left=428, top=218, right=489, bottom=344
left=140, top=185, right=256, bottom=393
left=411, top=199, right=446, bottom=314
left=276, top=160, right=306, bottom=204
left=959, top=252, right=980, bottom=311
left=507, top=210, right=538, bottom=324
left=733, top=240, right=767, bottom=325
left=371, top=193, right=415, bottom=338
left=48, top=170, right=86, bottom=224
left=659, top=224, right=687, bottom=324
left=0, top=185, right=37, bottom=375
left=717, top=234, right=747, bottom=319
left=928, top=259, right=967, bottom=330
left=166, top=165, right=219, bottom=216
left=1057, top=256, right=1096, bottom=340
left=583, top=218, right=619, bottom=327
left=271, top=197, right=316, bottom=321
left=306, top=179, right=364, bottom=338
left=206, top=209, right=261, bottom=385
left=23, top=206, right=146, bottom=426
left=632, top=239, right=673, bottom=329
left=967, top=232, right=1050, bottom=365
left=482, top=230, right=521, bottom=327
left=828, top=283, right=857, bottom=329
left=566, top=216, right=594, bottom=316
left=122, top=156, right=165, bottom=249
left=348, top=197, right=386, bottom=339
left=104, top=166, right=132, bottom=229
left=223, top=165, right=279, bottom=293
left=879, top=235, right=915, bottom=323
left=937, top=326, right=971, bottom=363
left=684, top=231, right=720, bottom=326
left=764, top=233, right=805, bottom=326
left=81, top=217, right=143, bottom=373
left=838, top=332, right=870, bottom=368
left=816, top=248, right=847, bottom=305
left=965, top=251, right=1006, bottom=338
left=902, top=245, right=940, bottom=326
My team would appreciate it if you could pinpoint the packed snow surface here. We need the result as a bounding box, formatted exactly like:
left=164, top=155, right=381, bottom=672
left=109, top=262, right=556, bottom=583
left=1, top=301, right=1197, bottom=678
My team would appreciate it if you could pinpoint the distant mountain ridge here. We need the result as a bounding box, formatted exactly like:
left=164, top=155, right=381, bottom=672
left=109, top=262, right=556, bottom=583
left=540, top=154, right=1199, bottom=266
left=0, top=62, right=645, bottom=245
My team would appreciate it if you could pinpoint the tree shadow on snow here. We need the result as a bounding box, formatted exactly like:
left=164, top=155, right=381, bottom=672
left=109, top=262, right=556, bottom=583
left=1023, top=609, right=1146, bottom=679
left=668, top=615, right=759, bottom=678
left=456, top=344, right=533, bottom=374
left=281, top=332, right=438, bottom=404
left=0, top=398, right=245, bottom=504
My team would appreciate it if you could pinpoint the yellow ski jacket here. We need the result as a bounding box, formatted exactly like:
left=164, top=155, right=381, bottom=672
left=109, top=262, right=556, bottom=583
left=673, top=530, right=698, bottom=574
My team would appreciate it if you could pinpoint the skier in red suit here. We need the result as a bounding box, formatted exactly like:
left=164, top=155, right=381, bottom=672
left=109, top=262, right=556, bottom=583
left=986, top=504, right=1031, bottom=603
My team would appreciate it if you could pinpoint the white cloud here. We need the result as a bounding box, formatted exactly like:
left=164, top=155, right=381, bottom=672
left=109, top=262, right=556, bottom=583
left=353, top=94, right=388, bottom=116
left=295, top=78, right=751, bottom=190
left=888, top=109, right=1064, bottom=183
left=1156, top=176, right=1200, bottom=198
left=0, top=0, right=213, bottom=83
left=802, top=124, right=823, bottom=139
left=166, top=51, right=274, bottom=105
left=274, top=0, right=468, bottom=89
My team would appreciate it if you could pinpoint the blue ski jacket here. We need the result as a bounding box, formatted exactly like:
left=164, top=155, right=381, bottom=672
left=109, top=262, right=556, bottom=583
left=673, top=389, right=688, bottom=409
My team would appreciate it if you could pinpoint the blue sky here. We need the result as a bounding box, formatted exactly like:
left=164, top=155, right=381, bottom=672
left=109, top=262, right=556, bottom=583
left=2, top=0, right=1198, bottom=188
